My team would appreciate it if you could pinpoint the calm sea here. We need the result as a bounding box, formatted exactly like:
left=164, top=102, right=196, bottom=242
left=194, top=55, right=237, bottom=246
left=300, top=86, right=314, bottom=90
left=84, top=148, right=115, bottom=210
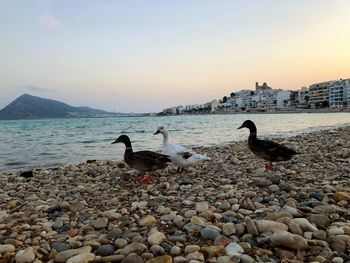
left=0, top=113, right=349, bottom=172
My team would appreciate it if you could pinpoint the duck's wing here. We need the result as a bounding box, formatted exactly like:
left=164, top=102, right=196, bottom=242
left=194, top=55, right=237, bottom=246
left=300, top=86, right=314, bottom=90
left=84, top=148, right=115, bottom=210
left=133, top=151, right=172, bottom=167
left=257, top=139, right=297, bottom=161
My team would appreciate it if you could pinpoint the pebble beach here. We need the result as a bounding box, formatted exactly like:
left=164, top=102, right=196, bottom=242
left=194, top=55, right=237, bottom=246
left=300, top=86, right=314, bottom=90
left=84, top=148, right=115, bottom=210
left=0, top=126, right=350, bottom=263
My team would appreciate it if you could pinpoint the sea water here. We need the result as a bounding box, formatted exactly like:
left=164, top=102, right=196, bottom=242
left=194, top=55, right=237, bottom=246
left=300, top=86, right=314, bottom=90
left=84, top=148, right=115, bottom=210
left=0, top=113, right=349, bottom=171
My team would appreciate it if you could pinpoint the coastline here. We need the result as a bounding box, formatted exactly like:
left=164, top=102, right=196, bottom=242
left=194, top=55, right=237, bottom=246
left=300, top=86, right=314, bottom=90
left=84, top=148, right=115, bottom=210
left=0, top=126, right=350, bottom=262
left=159, top=108, right=350, bottom=116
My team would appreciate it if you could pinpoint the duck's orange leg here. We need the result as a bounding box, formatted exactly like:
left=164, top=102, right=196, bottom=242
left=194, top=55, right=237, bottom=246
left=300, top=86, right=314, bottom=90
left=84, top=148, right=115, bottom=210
left=265, top=161, right=273, bottom=171
left=142, top=172, right=153, bottom=184
left=138, top=172, right=145, bottom=181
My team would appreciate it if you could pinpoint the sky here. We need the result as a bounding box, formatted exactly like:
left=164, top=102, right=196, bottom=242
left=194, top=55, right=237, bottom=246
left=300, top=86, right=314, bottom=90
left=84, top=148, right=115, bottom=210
left=1, top=0, right=350, bottom=112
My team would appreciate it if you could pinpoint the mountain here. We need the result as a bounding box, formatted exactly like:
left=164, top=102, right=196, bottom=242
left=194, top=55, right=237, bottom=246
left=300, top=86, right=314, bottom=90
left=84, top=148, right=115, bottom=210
left=0, top=94, right=118, bottom=120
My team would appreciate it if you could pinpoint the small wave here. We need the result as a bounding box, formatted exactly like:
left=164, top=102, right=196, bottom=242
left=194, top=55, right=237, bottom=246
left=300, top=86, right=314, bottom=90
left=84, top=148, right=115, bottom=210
left=80, top=140, right=97, bottom=144
left=5, top=161, right=28, bottom=166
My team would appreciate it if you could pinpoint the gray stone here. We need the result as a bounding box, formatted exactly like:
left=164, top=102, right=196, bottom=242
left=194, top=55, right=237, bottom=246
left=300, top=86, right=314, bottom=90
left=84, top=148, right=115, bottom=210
left=121, top=242, right=147, bottom=255
left=222, top=223, right=236, bottom=236
left=97, top=244, right=115, bottom=256
left=93, top=218, right=108, bottom=229
left=200, top=227, right=221, bottom=240
left=51, top=242, right=71, bottom=252
left=309, top=214, right=330, bottom=228
left=107, top=228, right=122, bottom=240
left=245, top=217, right=259, bottom=236
left=115, top=238, right=128, bottom=248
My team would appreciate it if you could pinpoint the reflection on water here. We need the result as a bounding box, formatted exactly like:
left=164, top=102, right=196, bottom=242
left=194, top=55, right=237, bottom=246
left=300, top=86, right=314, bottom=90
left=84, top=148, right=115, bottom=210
left=0, top=113, right=349, bottom=171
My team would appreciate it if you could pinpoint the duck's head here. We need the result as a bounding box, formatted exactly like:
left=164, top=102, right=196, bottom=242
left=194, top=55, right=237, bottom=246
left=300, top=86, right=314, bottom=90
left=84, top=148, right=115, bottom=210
left=154, top=126, right=166, bottom=135
left=237, top=120, right=257, bottom=132
left=111, top=135, right=131, bottom=145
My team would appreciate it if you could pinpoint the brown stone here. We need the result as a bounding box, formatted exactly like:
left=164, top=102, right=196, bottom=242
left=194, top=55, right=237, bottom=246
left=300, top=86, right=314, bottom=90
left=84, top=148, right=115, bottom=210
left=200, top=245, right=225, bottom=259
left=145, top=255, right=172, bottom=263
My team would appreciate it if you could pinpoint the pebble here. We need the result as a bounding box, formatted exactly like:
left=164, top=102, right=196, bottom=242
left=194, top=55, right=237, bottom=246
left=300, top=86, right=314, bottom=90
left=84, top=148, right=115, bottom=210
left=187, top=251, right=205, bottom=261
left=195, top=202, right=209, bottom=213
left=15, top=247, right=36, bottom=263
left=200, top=227, right=221, bottom=240
left=55, top=247, right=92, bottom=262
left=96, top=244, right=115, bottom=256
left=121, top=242, right=147, bottom=255
left=148, top=231, right=166, bottom=245
left=92, top=218, right=108, bottom=229
left=0, top=244, right=15, bottom=253
left=245, top=216, right=259, bottom=236
left=255, top=220, right=288, bottom=233
left=185, top=245, right=200, bottom=254
left=145, top=255, right=173, bottom=263
left=335, top=192, right=350, bottom=202
left=200, top=245, right=225, bottom=259
left=121, top=255, right=144, bottom=263
left=115, top=238, right=128, bottom=248
left=222, top=223, right=236, bottom=236
left=271, top=231, right=308, bottom=250
left=139, top=215, right=157, bottom=227
left=240, top=254, right=256, bottom=263
left=66, top=253, right=95, bottom=263
left=225, top=242, right=244, bottom=258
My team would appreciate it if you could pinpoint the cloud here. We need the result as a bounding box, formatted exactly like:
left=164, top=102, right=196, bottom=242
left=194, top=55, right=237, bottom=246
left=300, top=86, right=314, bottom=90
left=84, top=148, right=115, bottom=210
left=40, top=13, right=62, bottom=29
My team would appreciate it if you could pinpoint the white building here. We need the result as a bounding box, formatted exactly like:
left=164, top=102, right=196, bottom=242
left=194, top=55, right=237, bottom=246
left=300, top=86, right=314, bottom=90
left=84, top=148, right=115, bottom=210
left=329, top=79, right=350, bottom=108
left=276, top=90, right=291, bottom=109
left=298, top=87, right=309, bottom=108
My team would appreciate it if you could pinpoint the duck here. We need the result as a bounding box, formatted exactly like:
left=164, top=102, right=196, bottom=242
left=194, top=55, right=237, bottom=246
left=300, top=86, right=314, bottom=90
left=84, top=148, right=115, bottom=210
left=111, top=135, right=171, bottom=184
left=154, top=127, right=211, bottom=173
left=238, top=120, right=297, bottom=170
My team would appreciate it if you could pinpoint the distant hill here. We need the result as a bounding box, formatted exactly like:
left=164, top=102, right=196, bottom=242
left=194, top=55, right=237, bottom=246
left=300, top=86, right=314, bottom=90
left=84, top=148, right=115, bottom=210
left=0, top=94, right=120, bottom=120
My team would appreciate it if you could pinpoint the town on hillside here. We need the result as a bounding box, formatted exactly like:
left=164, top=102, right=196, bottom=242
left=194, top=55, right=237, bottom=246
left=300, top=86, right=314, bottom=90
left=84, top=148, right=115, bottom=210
left=160, top=78, right=350, bottom=115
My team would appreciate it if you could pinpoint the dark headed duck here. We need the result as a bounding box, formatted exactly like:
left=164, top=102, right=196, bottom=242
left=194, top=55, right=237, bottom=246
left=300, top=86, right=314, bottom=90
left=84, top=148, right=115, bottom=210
left=238, top=120, right=297, bottom=170
left=112, top=135, right=171, bottom=184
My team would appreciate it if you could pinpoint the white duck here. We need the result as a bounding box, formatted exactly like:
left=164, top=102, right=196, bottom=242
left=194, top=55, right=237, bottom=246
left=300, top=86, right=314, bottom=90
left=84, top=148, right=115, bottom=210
left=154, top=127, right=211, bottom=173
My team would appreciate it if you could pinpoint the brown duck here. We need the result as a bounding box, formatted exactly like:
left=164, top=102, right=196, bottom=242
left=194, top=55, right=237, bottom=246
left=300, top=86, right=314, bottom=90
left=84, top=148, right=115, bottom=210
left=238, top=120, right=297, bottom=170
left=112, top=135, right=171, bottom=184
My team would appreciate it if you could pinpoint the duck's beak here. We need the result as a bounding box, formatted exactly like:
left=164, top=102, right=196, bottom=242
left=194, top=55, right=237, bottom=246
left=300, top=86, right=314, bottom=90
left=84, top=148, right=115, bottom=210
left=237, top=124, right=244, bottom=129
left=111, top=139, right=119, bottom=144
left=154, top=130, right=160, bottom=135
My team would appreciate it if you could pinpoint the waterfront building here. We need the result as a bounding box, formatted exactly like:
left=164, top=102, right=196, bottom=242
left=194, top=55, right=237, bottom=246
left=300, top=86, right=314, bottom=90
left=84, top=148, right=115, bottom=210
left=329, top=79, right=350, bottom=108
left=309, top=81, right=332, bottom=108
left=298, top=87, right=309, bottom=108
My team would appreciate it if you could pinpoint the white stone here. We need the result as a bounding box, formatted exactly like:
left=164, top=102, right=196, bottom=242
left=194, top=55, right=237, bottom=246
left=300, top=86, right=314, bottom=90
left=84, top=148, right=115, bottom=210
left=225, top=242, right=244, bottom=258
